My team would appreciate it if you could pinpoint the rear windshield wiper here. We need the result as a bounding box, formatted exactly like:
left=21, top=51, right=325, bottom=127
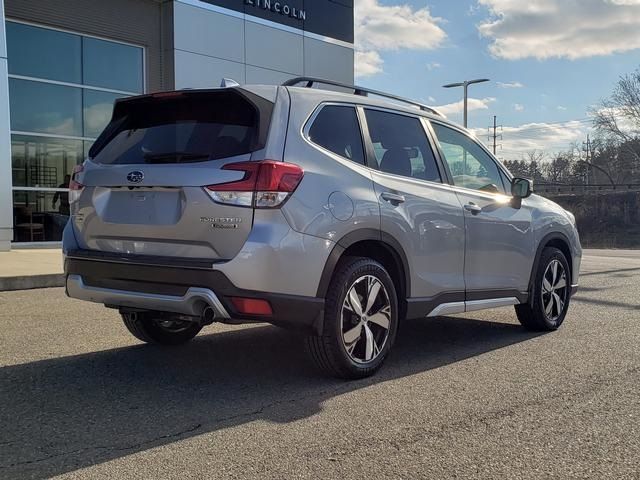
left=142, top=151, right=211, bottom=164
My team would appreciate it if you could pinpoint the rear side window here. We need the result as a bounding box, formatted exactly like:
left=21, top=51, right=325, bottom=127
left=308, top=105, right=365, bottom=165
left=364, top=109, right=441, bottom=182
left=89, top=89, right=273, bottom=164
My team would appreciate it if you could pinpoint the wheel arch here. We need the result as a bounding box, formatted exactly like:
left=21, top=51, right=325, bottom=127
left=529, top=232, right=574, bottom=295
left=316, top=229, right=411, bottom=307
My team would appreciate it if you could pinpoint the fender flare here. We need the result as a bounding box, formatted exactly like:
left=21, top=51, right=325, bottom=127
left=315, top=229, right=411, bottom=299
left=527, top=231, right=573, bottom=298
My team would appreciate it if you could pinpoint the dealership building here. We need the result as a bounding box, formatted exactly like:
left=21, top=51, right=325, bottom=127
left=0, top=0, right=354, bottom=250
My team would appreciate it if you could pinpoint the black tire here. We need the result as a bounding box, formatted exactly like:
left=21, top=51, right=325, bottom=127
left=121, top=312, right=202, bottom=345
left=306, top=257, right=399, bottom=379
left=516, top=247, right=571, bottom=331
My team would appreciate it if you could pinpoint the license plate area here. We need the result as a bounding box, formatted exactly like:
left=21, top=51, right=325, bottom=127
left=95, top=187, right=184, bottom=225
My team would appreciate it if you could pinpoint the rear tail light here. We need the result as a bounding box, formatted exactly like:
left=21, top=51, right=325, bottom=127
left=205, top=160, right=303, bottom=208
left=230, top=297, right=273, bottom=316
left=69, top=164, right=85, bottom=204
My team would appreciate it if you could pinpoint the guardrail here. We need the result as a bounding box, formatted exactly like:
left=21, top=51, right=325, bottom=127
left=535, top=183, right=640, bottom=196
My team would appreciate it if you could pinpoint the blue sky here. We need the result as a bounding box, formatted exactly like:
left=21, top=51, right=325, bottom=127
left=354, top=0, right=640, bottom=159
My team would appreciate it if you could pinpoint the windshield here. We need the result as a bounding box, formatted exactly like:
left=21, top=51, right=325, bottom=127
left=89, top=89, right=273, bottom=165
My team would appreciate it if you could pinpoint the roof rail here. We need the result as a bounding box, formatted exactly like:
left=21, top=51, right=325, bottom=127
left=282, top=77, right=443, bottom=117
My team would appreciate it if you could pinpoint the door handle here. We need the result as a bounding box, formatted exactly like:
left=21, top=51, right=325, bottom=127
left=464, top=202, right=482, bottom=215
left=381, top=192, right=406, bottom=205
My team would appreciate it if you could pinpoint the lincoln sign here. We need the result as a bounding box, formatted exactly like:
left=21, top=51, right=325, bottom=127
left=245, top=0, right=306, bottom=20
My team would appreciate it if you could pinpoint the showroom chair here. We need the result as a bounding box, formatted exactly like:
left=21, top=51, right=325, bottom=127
left=14, top=206, right=45, bottom=242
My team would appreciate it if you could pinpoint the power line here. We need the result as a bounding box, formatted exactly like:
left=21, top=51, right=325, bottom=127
left=498, top=113, right=633, bottom=136
left=487, top=112, right=638, bottom=159
left=500, top=121, right=593, bottom=134
left=472, top=118, right=591, bottom=134
left=504, top=128, right=594, bottom=138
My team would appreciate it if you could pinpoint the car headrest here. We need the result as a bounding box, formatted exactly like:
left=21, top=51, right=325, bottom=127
left=380, top=148, right=411, bottom=177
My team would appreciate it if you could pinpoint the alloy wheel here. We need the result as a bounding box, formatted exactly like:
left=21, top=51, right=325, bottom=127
left=541, top=259, right=568, bottom=322
left=341, top=275, right=392, bottom=364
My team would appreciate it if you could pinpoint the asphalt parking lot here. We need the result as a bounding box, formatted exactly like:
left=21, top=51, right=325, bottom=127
left=1, top=249, right=639, bottom=479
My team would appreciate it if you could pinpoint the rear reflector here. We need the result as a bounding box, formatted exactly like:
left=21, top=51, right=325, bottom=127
left=230, top=297, right=273, bottom=316
left=205, top=160, right=303, bottom=208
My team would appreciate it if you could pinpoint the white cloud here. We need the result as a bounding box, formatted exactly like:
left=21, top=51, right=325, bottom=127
left=84, top=102, right=114, bottom=136
left=478, top=0, right=640, bottom=60
left=355, top=50, right=383, bottom=78
left=473, top=120, right=590, bottom=158
left=428, top=96, right=437, bottom=103
left=436, top=97, right=496, bottom=117
left=426, top=62, right=441, bottom=71
left=513, top=103, right=525, bottom=111
left=355, top=0, right=447, bottom=77
left=557, top=106, right=568, bottom=111
left=594, top=106, right=639, bottom=136
left=497, top=81, right=524, bottom=88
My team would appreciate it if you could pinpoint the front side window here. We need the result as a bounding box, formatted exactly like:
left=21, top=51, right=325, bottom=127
left=308, top=105, right=365, bottom=165
left=364, top=109, right=441, bottom=182
left=431, top=123, right=506, bottom=194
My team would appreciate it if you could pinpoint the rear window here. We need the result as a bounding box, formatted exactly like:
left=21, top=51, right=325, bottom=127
left=89, top=89, right=273, bottom=164
left=308, top=105, right=365, bottom=165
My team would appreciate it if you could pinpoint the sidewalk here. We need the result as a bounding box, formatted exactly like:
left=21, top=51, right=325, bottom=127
left=0, top=248, right=64, bottom=291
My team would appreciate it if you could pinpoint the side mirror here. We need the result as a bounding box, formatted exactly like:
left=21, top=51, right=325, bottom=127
left=510, top=177, right=532, bottom=209
left=511, top=177, right=533, bottom=199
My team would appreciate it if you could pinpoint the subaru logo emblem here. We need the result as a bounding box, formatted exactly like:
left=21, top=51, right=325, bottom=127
left=127, top=171, right=144, bottom=183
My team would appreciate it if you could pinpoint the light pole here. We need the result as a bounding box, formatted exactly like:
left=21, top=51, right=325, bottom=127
left=443, top=78, right=490, bottom=128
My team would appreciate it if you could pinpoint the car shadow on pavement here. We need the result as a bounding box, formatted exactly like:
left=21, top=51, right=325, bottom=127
left=580, top=267, right=640, bottom=277
left=0, top=316, right=542, bottom=479
left=573, top=296, right=640, bottom=310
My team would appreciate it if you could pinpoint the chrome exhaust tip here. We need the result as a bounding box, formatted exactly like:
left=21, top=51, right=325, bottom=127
left=201, top=306, right=216, bottom=326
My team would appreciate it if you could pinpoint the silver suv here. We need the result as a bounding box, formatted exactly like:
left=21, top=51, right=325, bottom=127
left=63, top=77, right=581, bottom=379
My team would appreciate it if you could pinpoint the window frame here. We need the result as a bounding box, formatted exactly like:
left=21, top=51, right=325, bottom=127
left=356, top=105, right=448, bottom=186
left=303, top=102, right=368, bottom=167
left=427, top=119, right=514, bottom=196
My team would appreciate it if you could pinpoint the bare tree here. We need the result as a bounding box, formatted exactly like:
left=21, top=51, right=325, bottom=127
left=525, top=150, right=546, bottom=164
left=593, top=68, right=640, bottom=163
left=524, top=150, right=546, bottom=182
left=546, top=153, right=573, bottom=183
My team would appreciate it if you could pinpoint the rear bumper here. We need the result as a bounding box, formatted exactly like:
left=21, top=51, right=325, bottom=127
left=66, top=274, right=232, bottom=319
left=64, top=251, right=325, bottom=335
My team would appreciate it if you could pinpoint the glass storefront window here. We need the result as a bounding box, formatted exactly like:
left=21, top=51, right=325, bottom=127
left=83, top=90, right=123, bottom=138
left=9, top=79, right=83, bottom=136
left=12, top=191, right=69, bottom=242
left=11, top=135, right=84, bottom=188
left=6, top=21, right=144, bottom=243
left=83, top=37, right=143, bottom=93
left=6, top=22, right=82, bottom=83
